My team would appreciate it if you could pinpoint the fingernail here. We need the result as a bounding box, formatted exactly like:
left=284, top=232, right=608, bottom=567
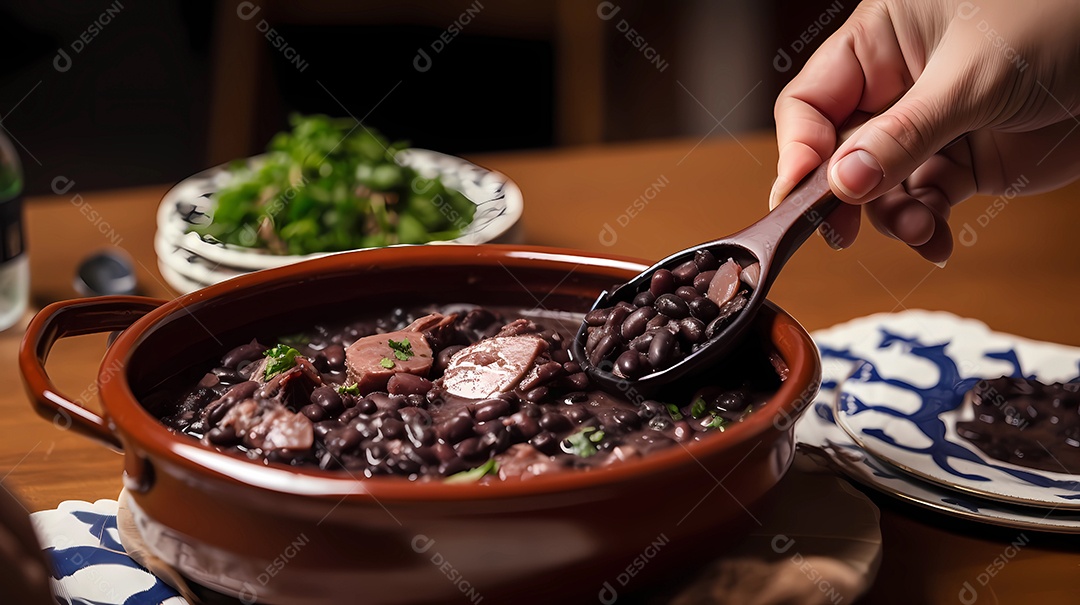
left=831, top=150, right=883, bottom=199
left=769, top=176, right=793, bottom=210
left=933, top=260, right=947, bottom=269
left=817, top=227, right=844, bottom=250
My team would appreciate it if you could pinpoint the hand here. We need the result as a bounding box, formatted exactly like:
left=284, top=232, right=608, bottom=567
left=771, top=0, right=1080, bottom=264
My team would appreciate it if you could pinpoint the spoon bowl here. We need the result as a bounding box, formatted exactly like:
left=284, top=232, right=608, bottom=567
left=573, top=160, right=838, bottom=395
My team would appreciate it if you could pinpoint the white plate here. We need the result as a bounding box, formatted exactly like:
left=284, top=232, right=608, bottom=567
left=797, top=310, right=1080, bottom=533
left=156, top=148, right=524, bottom=274
left=30, top=499, right=189, bottom=605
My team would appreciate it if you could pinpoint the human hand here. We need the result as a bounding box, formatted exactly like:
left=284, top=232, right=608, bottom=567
left=771, top=0, right=1080, bottom=264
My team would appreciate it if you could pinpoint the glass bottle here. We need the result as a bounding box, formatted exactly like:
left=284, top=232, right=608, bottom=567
left=0, top=131, right=28, bottom=330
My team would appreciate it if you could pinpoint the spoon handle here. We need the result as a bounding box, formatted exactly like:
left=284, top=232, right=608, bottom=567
left=731, top=111, right=874, bottom=288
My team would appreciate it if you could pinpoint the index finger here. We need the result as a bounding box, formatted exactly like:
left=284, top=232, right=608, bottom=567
left=771, top=3, right=913, bottom=206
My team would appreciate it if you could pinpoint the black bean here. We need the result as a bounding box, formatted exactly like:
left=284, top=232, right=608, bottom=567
left=387, top=373, right=434, bottom=397
left=436, top=345, right=465, bottom=374
left=672, top=421, right=694, bottom=442
left=301, top=403, right=326, bottom=422
left=323, top=344, right=345, bottom=369
left=462, top=308, right=498, bottom=331
left=655, top=294, right=690, bottom=319
left=480, top=425, right=512, bottom=455
left=649, top=269, right=676, bottom=297
left=678, top=317, right=706, bottom=345
left=616, top=350, right=643, bottom=378
left=521, top=402, right=542, bottom=418
left=689, top=297, right=720, bottom=322
left=436, top=415, right=474, bottom=444
left=648, top=329, right=676, bottom=368
left=355, top=397, right=378, bottom=415
left=474, top=398, right=511, bottom=422
left=539, top=412, right=572, bottom=433
left=563, top=361, right=581, bottom=374
left=631, top=332, right=655, bottom=353
left=589, top=333, right=622, bottom=366
left=206, top=426, right=241, bottom=446
left=648, top=416, right=673, bottom=431
left=524, top=386, right=550, bottom=403
left=584, top=308, right=612, bottom=326
left=311, top=386, right=344, bottom=416
left=339, top=407, right=363, bottom=423
left=530, top=431, right=560, bottom=455
left=566, top=372, right=590, bottom=390
left=380, top=418, right=406, bottom=441
left=694, top=249, right=719, bottom=271
left=632, top=291, right=656, bottom=307
left=221, top=341, right=267, bottom=369
left=508, top=413, right=542, bottom=441
left=455, top=437, right=490, bottom=461
left=211, top=367, right=243, bottom=385
left=614, top=410, right=641, bottom=430
left=604, top=305, right=634, bottom=333
left=566, top=407, right=592, bottom=423
left=693, top=271, right=716, bottom=295
left=621, top=306, right=656, bottom=340
left=313, top=420, right=337, bottom=438
left=405, top=393, right=426, bottom=407
left=218, top=382, right=257, bottom=406
left=671, top=260, right=699, bottom=286
left=433, top=443, right=456, bottom=462
left=674, top=286, right=697, bottom=302
left=705, top=293, right=749, bottom=339
left=645, top=314, right=669, bottom=330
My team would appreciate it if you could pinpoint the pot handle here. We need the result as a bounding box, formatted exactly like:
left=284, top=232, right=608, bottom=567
left=20, top=296, right=167, bottom=451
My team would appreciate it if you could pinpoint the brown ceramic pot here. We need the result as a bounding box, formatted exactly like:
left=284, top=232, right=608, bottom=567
left=21, top=245, right=820, bottom=605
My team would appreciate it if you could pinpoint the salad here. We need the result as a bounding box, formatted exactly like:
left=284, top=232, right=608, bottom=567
left=191, top=114, right=476, bottom=255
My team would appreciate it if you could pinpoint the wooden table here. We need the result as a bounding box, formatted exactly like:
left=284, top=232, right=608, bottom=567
left=4, top=132, right=1078, bottom=603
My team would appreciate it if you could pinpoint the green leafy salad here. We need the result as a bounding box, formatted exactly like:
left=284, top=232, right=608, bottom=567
left=190, top=114, right=476, bottom=255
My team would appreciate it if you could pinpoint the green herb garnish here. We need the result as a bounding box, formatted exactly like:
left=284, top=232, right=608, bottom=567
left=379, top=357, right=395, bottom=369
left=690, top=397, right=707, bottom=419
left=263, top=344, right=300, bottom=379
left=561, top=426, right=606, bottom=458
left=704, top=413, right=730, bottom=431
left=666, top=403, right=683, bottom=421
left=388, top=338, right=414, bottom=361
left=445, top=459, right=499, bottom=483
left=336, top=383, right=360, bottom=395
left=190, top=114, right=476, bottom=255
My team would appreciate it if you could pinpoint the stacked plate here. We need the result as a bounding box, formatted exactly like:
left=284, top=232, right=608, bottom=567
left=154, top=149, right=524, bottom=294
left=797, top=310, right=1080, bottom=532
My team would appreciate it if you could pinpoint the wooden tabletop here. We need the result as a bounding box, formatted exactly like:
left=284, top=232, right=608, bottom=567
left=4, top=132, right=1078, bottom=603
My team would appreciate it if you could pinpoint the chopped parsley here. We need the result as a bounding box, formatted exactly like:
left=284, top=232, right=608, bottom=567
left=445, top=458, right=499, bottom=483
left=690, top=397, right=707, bottom=419
left=263, top=344, right=300, bottom=379
left=561, top=426, right=606, bottom=458
left=704, top=413, right=730, bottom=431
left=666, top=403, right=683, bottom=421
left=388, top=338, right=414, bottom=361
left=336, top=383, right=360, bottom=395
left=379, top=357, right=395, bottom=369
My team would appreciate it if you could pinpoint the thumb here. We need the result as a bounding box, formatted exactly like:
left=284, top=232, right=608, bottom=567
left=828, top=41, right=976, bottom=203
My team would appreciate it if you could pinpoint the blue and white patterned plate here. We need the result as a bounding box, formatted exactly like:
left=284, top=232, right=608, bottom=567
left=30, top=499, right=188, bottom=605
left=831, top=311, right=1080, bottom=509
left=797, top=310, right=1080, bottom=532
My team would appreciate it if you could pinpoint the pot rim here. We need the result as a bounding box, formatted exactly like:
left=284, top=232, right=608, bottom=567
left=101, top=244, right=820, bottom=503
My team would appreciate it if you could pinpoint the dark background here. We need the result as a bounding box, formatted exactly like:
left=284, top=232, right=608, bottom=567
left=0, top=0, right=853, bottom=195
